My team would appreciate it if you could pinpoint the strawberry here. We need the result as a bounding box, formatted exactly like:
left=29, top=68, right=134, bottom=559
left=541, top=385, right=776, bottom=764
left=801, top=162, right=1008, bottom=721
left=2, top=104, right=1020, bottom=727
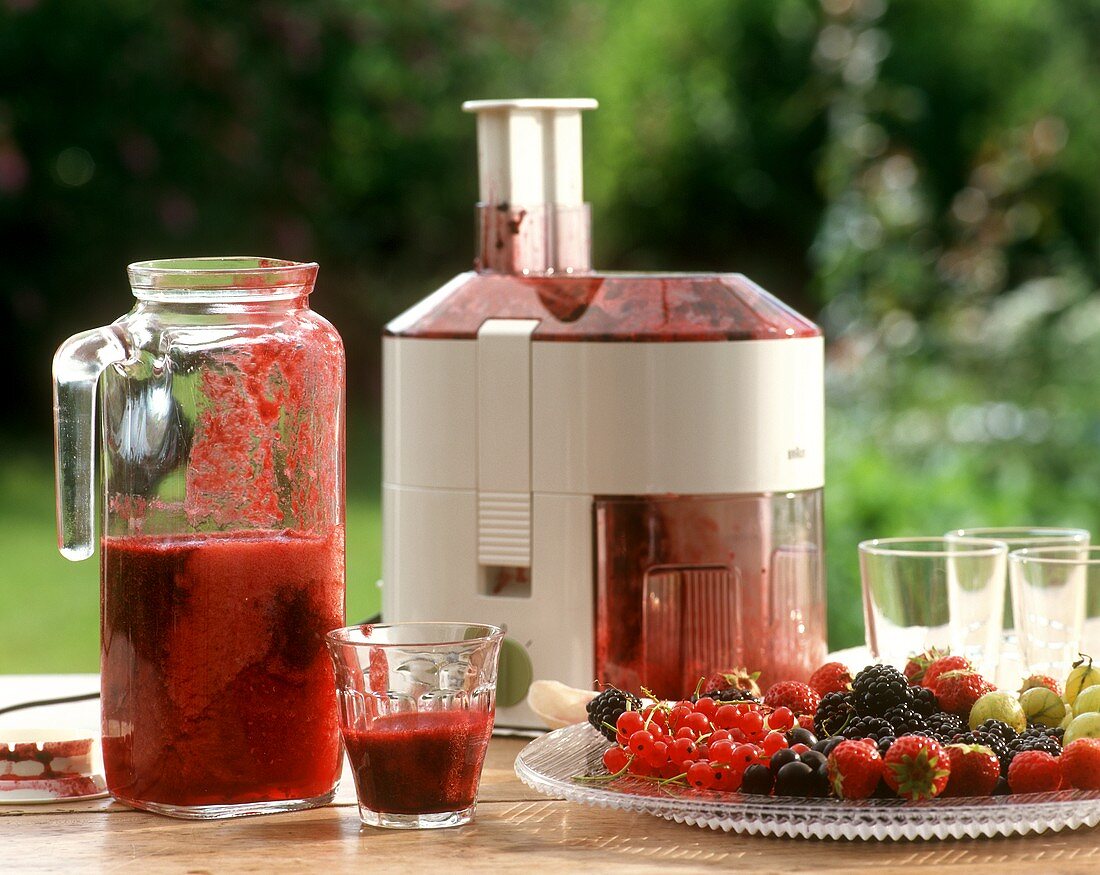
left=808, top=662, right=852, bottom=696
left=1007, top=750, right=1061, bottom=794
left=1059, top=738, right=1100, bottom=790
left=762, top=681, right=820, bottom=715
left=827, top=739, right=883, bottom=799
left=1019, top=674, right=1062, bottom=697
left=922, top=655, right=972, bottom=691
left=904, top=647, right=949, bottom=686
left=934, top=670, right=995, bottom=718
left=942, top=743, right=1000, bottom=797
left=699, top=667, right=761, bottom=699
left=883, top=736, right=951, bottom=800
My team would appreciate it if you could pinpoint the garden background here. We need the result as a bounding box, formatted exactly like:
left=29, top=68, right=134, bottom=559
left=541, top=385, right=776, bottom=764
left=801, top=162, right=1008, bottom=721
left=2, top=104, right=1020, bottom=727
left=4, top=0, right=1100, bottom=670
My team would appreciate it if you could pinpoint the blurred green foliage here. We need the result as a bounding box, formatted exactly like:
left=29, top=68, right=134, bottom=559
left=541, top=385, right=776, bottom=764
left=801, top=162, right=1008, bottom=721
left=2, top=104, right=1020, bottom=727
left=4, top=0, right=1100, bottom=657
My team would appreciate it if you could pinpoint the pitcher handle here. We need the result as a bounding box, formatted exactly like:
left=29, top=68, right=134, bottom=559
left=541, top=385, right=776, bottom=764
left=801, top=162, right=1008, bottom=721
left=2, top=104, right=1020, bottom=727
left=53, top=326, right=130, bottom=561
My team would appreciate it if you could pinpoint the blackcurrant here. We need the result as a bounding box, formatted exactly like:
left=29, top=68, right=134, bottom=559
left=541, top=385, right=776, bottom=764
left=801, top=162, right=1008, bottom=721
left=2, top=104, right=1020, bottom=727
left=769, top=748, right=800, bottom=775
left=813, top=736, right=843, bottom=757
left=741, top=763, right=774, bottom=795
left=774, top=761, right=815, bottom=797
left=799, top=750, right=827, bottom=772
left=787, top=727, right=817, bottom=748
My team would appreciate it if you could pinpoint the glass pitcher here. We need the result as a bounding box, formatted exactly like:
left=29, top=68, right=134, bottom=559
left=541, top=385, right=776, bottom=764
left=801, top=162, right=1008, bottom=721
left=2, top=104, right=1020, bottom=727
left=53, top=257, right=346, bottom=819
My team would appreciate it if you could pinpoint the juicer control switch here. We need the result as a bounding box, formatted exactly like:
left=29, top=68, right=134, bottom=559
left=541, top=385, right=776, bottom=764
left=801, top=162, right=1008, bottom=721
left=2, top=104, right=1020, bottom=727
left=476, top=319, right=539, bottom=567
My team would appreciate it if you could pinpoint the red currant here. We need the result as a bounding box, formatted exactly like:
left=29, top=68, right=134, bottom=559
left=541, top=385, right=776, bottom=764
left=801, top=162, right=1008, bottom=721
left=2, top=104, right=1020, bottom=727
left=659, top=761, right=682, bottom=780
left=669, top=703, right=693, bottom=730
left=670, top=737, right=697, bottom=766
left=686, top=762, right=715, bottom=789
left=714, top=704, right=740, bottom=729
left=644, top=740, right=670, bottom=768
left=767, top=706, right=794, bottom=732
left=693, top=696, right=718, bottom=719
left=675, top=726, right=698, bottom=741
left=609, top=747, right=633, bottom=776
left=642, top=706, right=668, bottom=733
left=684, top=712, right=711, bottom=734
left=739, top=710, right=764, bottom=735
left=628, top=757, right=656, bottom=777
left=709, top=729, right=732, bottom=743
left=761, top=731, right=787, bottom=756
left=628, top=730, right=655, bottom=756
left=709, top=763, right=735, bottom=790
left=790, top=743, right=811, bottom=755
left=616, top=710, right=644, bottom=737
left=731, top=743, right=759, bottom=770
left=709, top=739, right=734, bottom=764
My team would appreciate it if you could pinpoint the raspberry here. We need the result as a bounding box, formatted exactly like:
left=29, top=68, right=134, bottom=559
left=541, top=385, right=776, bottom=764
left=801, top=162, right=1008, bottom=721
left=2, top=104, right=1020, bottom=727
left=763, top=681, right=820, bottom=715
left=1060, top=738, right=1100, bottom=790
left=851, top=665, right=909, bottom=717
left=808, top=662, right=853, bottom=697
left=942, top=743, right=1000, bottom=797
left=883, top=735, right=951, bottom=800
left=1007, top=750, right=1061, bottom=794
left=827, top=739, right=883, bottom=799
left=922, top=655, right=972, bottom=691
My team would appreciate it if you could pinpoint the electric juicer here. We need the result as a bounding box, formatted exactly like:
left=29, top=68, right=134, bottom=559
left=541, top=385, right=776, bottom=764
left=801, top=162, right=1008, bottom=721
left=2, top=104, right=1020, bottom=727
left=382, top=99, right=826, bottom=728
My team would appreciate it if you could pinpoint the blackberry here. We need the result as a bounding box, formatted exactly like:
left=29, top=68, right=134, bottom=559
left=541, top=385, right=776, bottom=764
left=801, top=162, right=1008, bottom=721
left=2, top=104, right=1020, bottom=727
left=1002, top=732, right=1062, bottom=775
left=692, top=687, right=759, bottom=704
left=842, top=715, right=894, bottom=743
left=923, top=711, right=966, bottom=743
left=883, top=704, right=927, bottom=737
left=908, top=686, right=937, bottom=717
left=952, top=729, right=1011, bottom=768
left=851, top=665, right=910, bottom=717
left=814, top=691, right=855, bottom=737
left=975, top=719, right=1019, bottom=745
left=586, top=687, right=642, bottom=742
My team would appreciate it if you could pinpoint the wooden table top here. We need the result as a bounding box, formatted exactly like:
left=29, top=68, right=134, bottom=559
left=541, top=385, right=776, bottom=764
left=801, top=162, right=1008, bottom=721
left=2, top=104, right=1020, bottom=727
left=5, top=676, right=1100, bottom=873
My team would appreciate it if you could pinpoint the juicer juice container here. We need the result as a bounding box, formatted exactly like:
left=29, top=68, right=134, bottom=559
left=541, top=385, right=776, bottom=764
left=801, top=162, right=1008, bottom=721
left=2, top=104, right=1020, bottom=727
left=383, top=100, right=826, bottom=727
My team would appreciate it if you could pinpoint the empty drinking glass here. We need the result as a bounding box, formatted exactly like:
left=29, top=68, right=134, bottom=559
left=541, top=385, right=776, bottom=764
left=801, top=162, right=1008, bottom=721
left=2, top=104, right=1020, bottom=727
left=859, top=538, right=1007, bottom=676
left=1008, top=546, right=1099, bottom=678
left=947, top=528, right=1089, bottom=687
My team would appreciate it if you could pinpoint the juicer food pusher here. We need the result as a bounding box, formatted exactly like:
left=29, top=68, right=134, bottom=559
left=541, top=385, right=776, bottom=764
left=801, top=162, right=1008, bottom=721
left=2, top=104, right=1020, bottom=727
left=382, top=99, right=826, bottom=728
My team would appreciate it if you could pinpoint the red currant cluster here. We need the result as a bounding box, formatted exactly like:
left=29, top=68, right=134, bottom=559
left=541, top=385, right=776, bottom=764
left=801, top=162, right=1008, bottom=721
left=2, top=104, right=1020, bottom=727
left=595, top=698, right=809, bottom=791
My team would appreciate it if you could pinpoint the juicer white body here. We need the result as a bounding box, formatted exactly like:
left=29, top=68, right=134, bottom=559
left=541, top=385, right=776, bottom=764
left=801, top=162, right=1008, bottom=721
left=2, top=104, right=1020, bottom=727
left=382, top=312, right=824, bottom=728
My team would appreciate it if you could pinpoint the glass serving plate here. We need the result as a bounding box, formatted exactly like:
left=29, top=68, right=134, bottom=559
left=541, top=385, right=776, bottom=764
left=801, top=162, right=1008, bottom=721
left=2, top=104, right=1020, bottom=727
left=514, top=723, right=1100, bottom=840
